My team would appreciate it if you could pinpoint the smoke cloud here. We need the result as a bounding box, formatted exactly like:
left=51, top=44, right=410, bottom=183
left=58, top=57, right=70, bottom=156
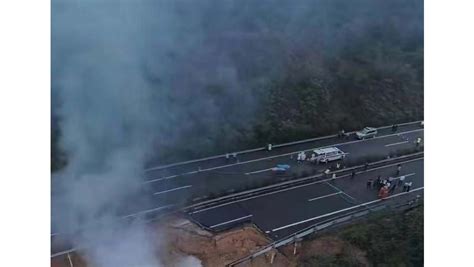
left=52, top=0, right=422, bottom=266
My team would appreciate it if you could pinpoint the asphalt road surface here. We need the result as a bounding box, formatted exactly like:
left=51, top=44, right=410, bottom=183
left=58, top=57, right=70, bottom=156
left=51, top=121, right=423, bottom=254
left=145, top=122, right=422, bottom=176
left=189, top=157, right=424, bottom=240
left=137, top=123, right=423, bottom=214
left=53, top=122, right=423, bottom=225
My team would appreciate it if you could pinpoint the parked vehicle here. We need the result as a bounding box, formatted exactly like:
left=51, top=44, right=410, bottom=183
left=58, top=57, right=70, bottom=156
left=312, top=147, right=345, bottom=163
left=355, top=127, right=378, bottom=139
left=271, top=164, right=291, bottom=173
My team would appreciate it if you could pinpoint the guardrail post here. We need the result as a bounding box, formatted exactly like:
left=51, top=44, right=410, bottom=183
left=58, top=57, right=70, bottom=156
left=270, top=250, right=276, bottom=264
left=293, top=237, right=302, bottom=255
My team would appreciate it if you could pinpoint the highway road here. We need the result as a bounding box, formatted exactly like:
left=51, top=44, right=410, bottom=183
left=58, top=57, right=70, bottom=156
left=136, top=123, right=423, bottom=214
left=51, top=121, right=423, bottom=255
left=144, top=122, right=422, bottom=176
left=53, top=122, right=423, bottom=229
left=189, top=157, right=424, bottom=240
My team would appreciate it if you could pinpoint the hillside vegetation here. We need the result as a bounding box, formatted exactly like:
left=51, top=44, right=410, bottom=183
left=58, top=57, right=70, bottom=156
left=52, top=0, right=423, bottom=170
left=299, top=205, right=423, bottom=266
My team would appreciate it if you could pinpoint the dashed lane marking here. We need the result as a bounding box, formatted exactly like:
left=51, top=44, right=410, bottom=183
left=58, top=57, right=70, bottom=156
left=209, top=214, right=253, bottom=229
left=189, top=157, right=423, bottom=215
left=324, top=181, right=357, bottom=202
left=145, top=121, right=423, bottom=172
left=270, top=187, right=424, bottom=232
left=121, top=204, right=175, bottom=219
left=153, top=185, right=192, bottom=195
left=144, top=128, right=424, bottom=183
left=307, top=192, right=342, bottom=202
left=246, top=168, right=273, bottom=175
left=385, top=141, right=409, bottom=147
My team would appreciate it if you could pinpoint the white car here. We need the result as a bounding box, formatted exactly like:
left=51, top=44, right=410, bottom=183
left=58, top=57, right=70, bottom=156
left=356, top=127, right=378, bottom=139
left=312, top=147, right=345, bottom=163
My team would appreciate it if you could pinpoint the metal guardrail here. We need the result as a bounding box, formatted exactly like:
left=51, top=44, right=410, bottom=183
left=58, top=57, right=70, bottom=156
left=51, top=123, right=424, bottom=257
left=226, top=189, right=424, bottom=267
left=185, top=152, right=424, bottom=213
left=51, top=152, right=424, bottom=258
left=144, top=120, right=423, bottom=171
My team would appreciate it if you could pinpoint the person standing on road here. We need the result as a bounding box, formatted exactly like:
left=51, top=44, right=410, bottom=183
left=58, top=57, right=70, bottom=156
left=225, top=153, right=230, bottom=163
left=332, top=172, right=337, bottom=181
left=396, top=164, right=402, bottom=175
left=389, top=182, right=397, bottom=194
left=351, top=170, right=356, bottom=180
left=267, top=143, right=272, bottom=151
left=366, top=178, right=373, bottom=189
left=376, top=175, right=382, bottom=188
left=324, top=168, right=330, bottom=178
left=232, top=152, right=238, bottom=163
left=416, top=137, right=422, bottom=147
left=378, top=186, right=389, bottom=199
left=340, top=129, right=346, bottom=139
left=403, top=181, right=412, bottom=192
left=392, top=124, right=398, bottom=132
left=405, top=181, right=413, bottom=192
left=388, top=176, right=395, bottom=184
left=336, top=162, right=341, bottom=169
left=398, top=175, right=406, bottom=186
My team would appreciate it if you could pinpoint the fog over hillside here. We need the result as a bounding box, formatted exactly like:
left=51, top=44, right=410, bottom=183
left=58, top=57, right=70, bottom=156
left=51, top=1, right=423, bottom=266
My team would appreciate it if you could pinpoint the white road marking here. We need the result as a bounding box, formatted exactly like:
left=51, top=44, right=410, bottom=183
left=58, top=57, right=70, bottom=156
left=189, top=157, right=423, bottom=214
left=391, top=173, right=416, bottom=180
left=385, top=141, right=409, bottom=147
left=308, top=192, right=342, bottom=202
left=51, top=248, right=78, bottom=259
left=144, top=128, right=424, bottom=183
left=145, top=121, right=423, bottom=172
left=209, top=214, right=253, bottom=229
left=324, top=181, right=357, bottom=201
left=246, top=168, right=273, bottom=175
left=153, top=185, right=192, bottom=195
left=67, top=253, right=74, bottom=267
left=122, top=204, right=175, bottom=219
left=270, top=187, right=424, bottom=232
left=144, top=174, right=178, bottom=183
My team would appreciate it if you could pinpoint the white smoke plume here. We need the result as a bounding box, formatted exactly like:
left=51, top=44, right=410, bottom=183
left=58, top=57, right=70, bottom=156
left=52, top=1, right=422, bottom=266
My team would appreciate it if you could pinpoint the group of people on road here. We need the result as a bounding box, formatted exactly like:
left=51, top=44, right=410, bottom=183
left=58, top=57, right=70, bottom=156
left=365, top=164, right=414, bottom=199
left=296, top=151, right=307, bottom=163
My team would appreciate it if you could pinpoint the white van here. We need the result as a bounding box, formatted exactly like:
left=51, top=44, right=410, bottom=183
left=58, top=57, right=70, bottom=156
left=312, top=147, right=346, bottom=163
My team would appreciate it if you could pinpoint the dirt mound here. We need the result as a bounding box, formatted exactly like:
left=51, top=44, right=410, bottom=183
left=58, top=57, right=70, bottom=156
left=51, top=217, right=292, bottom=267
